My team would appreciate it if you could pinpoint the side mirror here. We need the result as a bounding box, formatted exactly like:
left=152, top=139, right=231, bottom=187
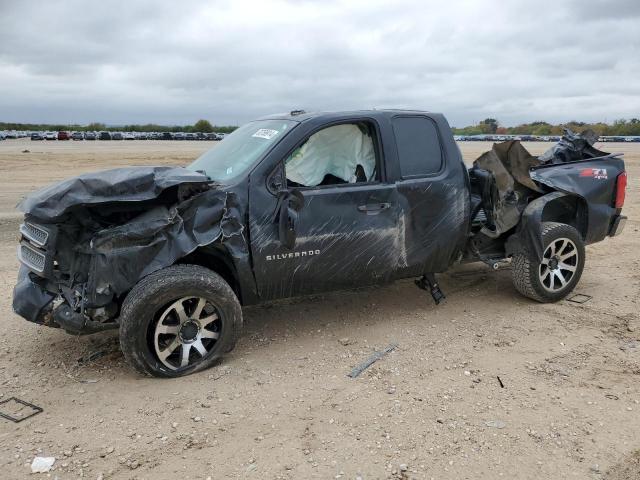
left=267, top=163, right=286, bottom=195
left=277, top=190, right=304, bottom=249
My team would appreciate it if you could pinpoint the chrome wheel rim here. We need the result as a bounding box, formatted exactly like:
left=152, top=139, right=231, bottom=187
left=539, top=237, right=578, bottom=293
left=153, top=296, right=221, bottom=370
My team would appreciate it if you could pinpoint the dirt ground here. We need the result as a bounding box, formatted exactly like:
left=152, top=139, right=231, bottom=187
left=0, top=139, right=638, bottom=480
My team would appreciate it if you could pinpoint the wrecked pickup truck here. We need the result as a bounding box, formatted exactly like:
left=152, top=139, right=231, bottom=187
left=13, top=111, right=628, bottom=377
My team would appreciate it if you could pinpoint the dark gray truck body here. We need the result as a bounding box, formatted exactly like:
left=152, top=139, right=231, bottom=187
left=13, top=110, right=627, bottom=335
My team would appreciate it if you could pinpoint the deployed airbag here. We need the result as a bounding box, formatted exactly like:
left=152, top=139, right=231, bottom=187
left=285, top=124, right=375, bottom=187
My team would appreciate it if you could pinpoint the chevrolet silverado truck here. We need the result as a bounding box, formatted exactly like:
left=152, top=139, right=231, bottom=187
left=13, top=110, right=628, bottom=377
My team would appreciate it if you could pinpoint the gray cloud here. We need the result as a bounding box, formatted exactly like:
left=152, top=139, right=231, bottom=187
left=1, top=0, right=639, bottom=126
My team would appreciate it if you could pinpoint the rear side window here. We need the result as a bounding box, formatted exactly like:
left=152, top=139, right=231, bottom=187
left=392, top=116, right=443, bottom=178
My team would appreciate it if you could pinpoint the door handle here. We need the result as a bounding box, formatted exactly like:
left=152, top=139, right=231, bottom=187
left=357, top=202, right=391, bottom=215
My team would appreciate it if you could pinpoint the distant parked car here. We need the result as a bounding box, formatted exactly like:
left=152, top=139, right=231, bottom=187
left=137, top=133, right=148, bottom=140
left=173, top=132, right=185, bottom=140
left=30, top=132, right=44, bottom=141
left=161, top=132, right=173, bottom=140
left=111, top=132, right=124, bottom=140
left=44, top=131, right=57, bottom=140
left=98, top=131, right=111, bottom=140
left=57, top=131, right=70, bottom=140
left=84, top=131, right=96, bottom=140
left=71, top=132, right=84, bottom=141
left=123, top=132, right=135, bottom=140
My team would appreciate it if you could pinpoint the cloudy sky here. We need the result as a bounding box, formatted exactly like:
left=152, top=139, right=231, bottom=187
left=1, top=0, right=639, bottom=127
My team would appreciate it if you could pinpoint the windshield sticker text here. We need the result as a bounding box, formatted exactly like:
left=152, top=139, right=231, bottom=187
left=252, top=129, right=279, bottom=140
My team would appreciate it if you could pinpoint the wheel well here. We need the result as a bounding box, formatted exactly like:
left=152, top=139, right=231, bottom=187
left=178, top=247, right=241, bottom=302
left=541, top=195, right=588, bottom=240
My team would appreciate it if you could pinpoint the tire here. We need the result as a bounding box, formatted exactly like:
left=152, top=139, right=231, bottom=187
left=512, top=222, right=585, bottom=303
left=119, top=264, right=242, bottom=378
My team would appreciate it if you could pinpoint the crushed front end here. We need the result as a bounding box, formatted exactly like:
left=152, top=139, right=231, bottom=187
left=12, top=166, right=247, bottom=335
left=14, top=218, right=118, bottom=333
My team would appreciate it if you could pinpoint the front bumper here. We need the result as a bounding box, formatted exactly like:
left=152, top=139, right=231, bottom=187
left=13, top=267, right=117, bottom=335
left=609, top=214, right=627, bottom=237
left=12, top=267, right=55, bottom=324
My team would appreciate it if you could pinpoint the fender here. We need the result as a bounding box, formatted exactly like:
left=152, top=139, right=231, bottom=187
left=506, top=192, right=570, bottom=262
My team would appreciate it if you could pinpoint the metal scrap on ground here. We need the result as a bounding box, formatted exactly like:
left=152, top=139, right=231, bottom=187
left=0, top=397, right=43, bottom=423
left=567, top=294, right=593, bottom=304
left=347, top=343, right=398, bottom=378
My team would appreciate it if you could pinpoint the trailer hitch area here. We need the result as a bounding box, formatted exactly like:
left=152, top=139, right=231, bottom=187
left=415, top=273, right=446, bottom=305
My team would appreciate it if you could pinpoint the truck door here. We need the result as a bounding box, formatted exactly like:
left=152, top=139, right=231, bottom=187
left=391, top=115, right=470, bottom=277
left=248, top=121, right=401, bottom=300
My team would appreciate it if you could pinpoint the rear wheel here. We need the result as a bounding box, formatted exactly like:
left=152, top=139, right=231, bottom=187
left=512, top=222, right=585, bottom=302
left=119, top=264, right=242, bottom=377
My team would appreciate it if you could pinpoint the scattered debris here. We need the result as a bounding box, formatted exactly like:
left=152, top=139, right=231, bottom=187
left=338, top=337, right=356, bottom=346
left=619, top=340, right=639, bottom=352
left=497, top=376, right=505, bottom=388
left=0, top=397, right=43, bottom=423
left=22, top=149, right=30, bottom=153
left=77, top=338, right=120, bottom=364
left=485, top=420, right=507, bottom=429
left=567, top=294, right=592, bottom=304
left=605, top=394, right=620, bottom=401
left=347, top=343, right=398, bottom=378
left=77, top=350, right=108, bottom=364
left=31, top=456, right=55, bottom=473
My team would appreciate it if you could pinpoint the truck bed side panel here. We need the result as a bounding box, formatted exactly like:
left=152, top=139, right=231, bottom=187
left=530, top=157, right=624, bottom=244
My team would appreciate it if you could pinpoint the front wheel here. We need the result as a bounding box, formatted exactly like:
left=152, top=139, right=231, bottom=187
left=512, top=222, right=585, bottom=303
left=119, top=265, right=242, bottom=377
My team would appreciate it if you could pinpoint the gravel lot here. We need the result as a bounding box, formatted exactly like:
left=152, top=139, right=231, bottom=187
left=0, top=139, right=638, bottom=479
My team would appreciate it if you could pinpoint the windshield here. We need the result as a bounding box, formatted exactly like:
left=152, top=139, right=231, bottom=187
left=188, top=119, right=297, bottom=183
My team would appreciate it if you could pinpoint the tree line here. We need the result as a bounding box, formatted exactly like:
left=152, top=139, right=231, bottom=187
left=5, top=117, right=640, bottom=137
left=453, top=118, right=640, bottom=136
left=0, top=119, right=237, bottom=134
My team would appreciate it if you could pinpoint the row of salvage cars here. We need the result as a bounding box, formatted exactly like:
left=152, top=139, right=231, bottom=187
left=26, top=131, right=225, bottom=141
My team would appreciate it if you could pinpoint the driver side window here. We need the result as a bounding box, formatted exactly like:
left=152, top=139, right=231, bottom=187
left=285, top=122, right=378, bottom=188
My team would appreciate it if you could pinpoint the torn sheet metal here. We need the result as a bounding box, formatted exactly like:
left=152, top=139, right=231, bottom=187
left=472, top=130, right=621, bottom=259
left=84, top=189, right=246, bottom=298
left=539, top=128, right=608, bottom=164
left=472, top=140, right=541, bottom=237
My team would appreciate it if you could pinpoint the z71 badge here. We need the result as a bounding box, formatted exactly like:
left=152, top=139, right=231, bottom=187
left=580, top=168, right=608, bottom=179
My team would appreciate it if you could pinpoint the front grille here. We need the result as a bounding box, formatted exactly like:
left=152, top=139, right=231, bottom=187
left=18, top=243, right=46, bottom=273
left=20, top=222, right=49, bottom=247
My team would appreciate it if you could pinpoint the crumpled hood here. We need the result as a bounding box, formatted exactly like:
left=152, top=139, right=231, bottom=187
left=14, top=164, right=248, bottom=309
left=17, top=166, right=211, bottom=220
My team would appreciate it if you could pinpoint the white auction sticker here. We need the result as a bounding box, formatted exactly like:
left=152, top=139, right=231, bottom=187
left=252, top=129, right=279, bottom=140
